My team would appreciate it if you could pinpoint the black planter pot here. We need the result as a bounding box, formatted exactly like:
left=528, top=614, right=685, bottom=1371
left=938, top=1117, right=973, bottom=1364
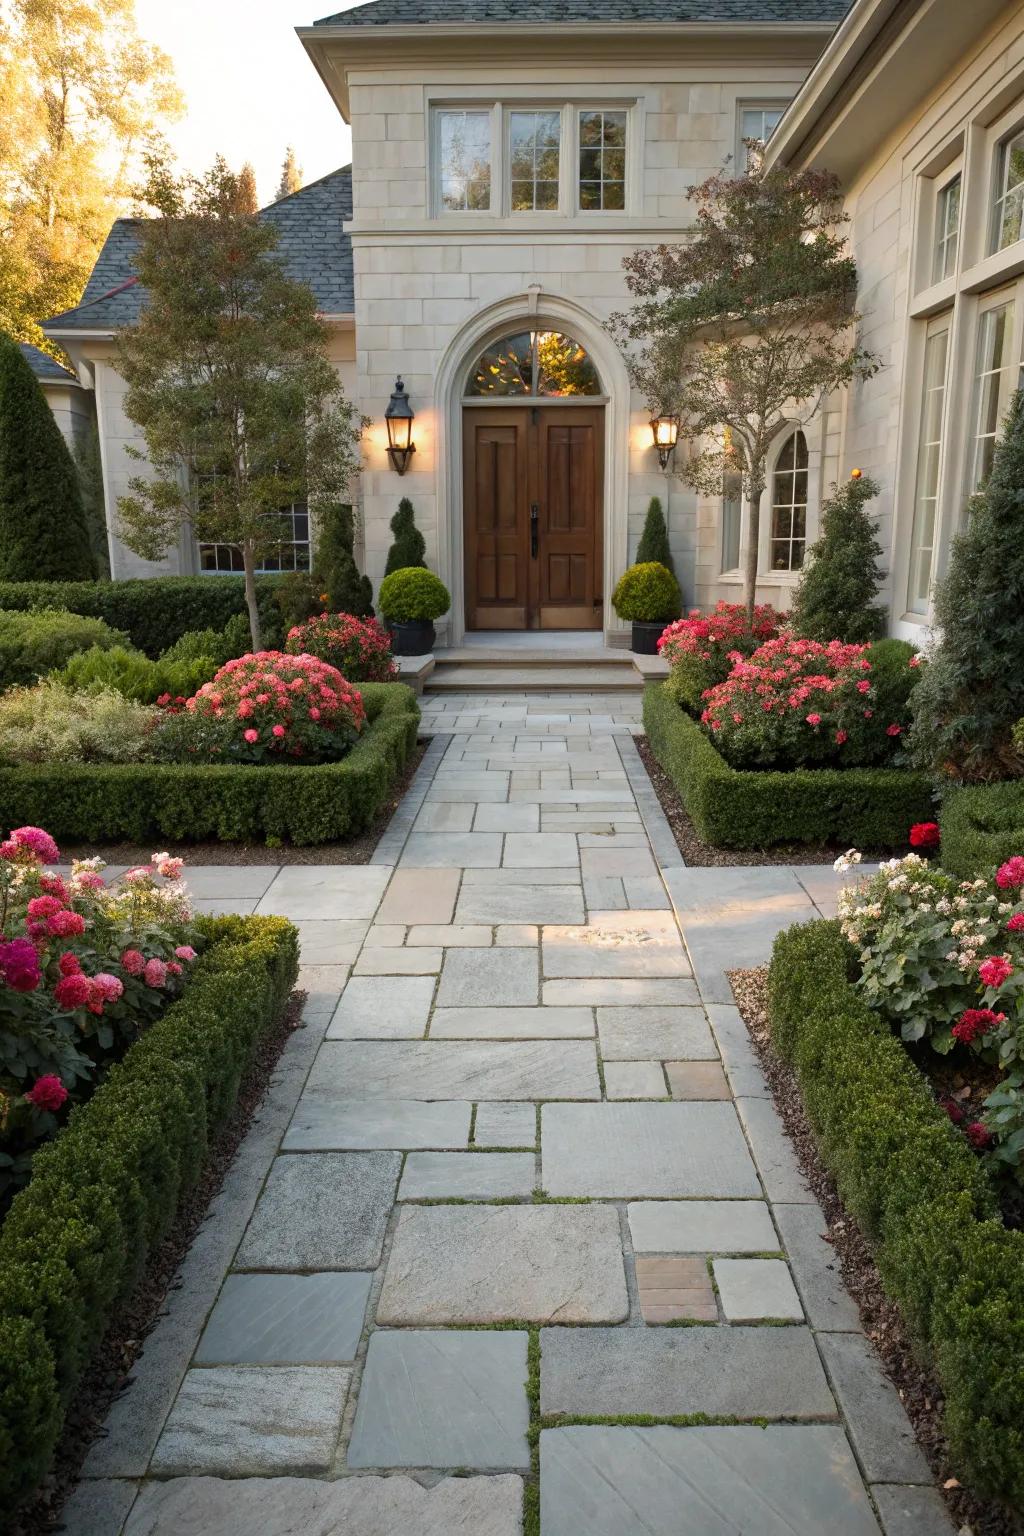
left=389, top=619, right=436, bottom=656
left=630, top=620, right=667, bottom=655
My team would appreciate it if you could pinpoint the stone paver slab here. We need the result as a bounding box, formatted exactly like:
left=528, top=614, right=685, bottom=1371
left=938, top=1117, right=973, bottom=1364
left=407, top=924, right=491, bottom=947
left=543, top=976, right=700, bottom=1006
left=818, top=1332, right=932, bottom=1484
left=151, top=1366, right=350, bottom=1475
left=235, top=1152, right=399, bottom=1270
left=353, top=948, right=442, bottom=976
left=283, top=1098, right=470, bottom=1151
left=603, top=1061, right=667, bottom=1098
left=456, top=884, right=585, bottom=925
left=473, top=1102, right=536, bottom=1147
left=398, top=1152, right=535, bottom=1199
left=543, top=911, right=691, bottom=978
left=496, top=924, right=539, bottom=946
left=713, top=1258, right=803, bottom=1322
left=195, top=1272, right=371, bottom=1364
left=378, top=1204, right=628, bottom=1324
left=872, top=1485, right=959, bottom=1535
left=292, top=918, right=369, bottom=966
left=58, top=1479, right=139, bottom=1536
left=306, top=1041, right=600, bottom=1101
left=539, top=1425, right=879, bottom=1536
left=627, top=1199, right=778, bottom=1254
left=347, top=1330, right=529, bottom=1470
left=426, top=773, right=510, bottom=803
left=580, top=845, right=659, bottom=879
left=430, top=1006, right=592, bottom=1039
left=473, top=802, right=539, bottom=831
left=774, top=1202, right=861, bottom=1331
left=326, top=975, right=435, bottom=1039
left=539, top=1326, right=836, bottom=1419
left=123, top=1474, right=524, bottom=1535
left=665, top=1060, right=731, bottom=1099
left=436, top=947, right=538, bottom=1007
left=596, top=1006, right=717, bottom=1061
left=256, top=866, right=390, bottom=920
left=400, top=832, right=504, bottom=867
left=735, top=1095, right=813, bottom=1203
left=542, top=1102, right=760, bottom=1197
left=412, top=801, right=475, bottom=832
left=376, top=868, right=460, bottom=925
left=503, top=832, right=579, bottom=867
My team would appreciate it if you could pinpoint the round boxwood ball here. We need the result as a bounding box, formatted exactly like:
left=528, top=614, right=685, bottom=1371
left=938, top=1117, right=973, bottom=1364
left=611, top=561, right=682, bottom=622
left=378, top=567, right=452, bottom=623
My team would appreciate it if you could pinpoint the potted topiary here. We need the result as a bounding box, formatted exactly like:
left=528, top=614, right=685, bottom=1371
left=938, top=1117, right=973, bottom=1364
left=611, top=561, right=682, bottom=653
left=378, top=567, right=451, bottom=655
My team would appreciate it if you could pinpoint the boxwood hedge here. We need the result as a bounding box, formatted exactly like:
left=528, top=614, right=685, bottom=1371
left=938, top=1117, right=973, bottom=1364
left=0, top=682, right=419, bottom=846
left=940, top=781, right=1024, bottom=879
left=769, top=920, right=1024, bottom=1505
left=0, top=912, right=299, bottom=1515
left=643, top=682, right=934, bottom=848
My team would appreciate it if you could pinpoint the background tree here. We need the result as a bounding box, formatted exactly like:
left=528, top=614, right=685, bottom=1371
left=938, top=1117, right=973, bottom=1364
left=315, top=502, right=373, bottom=616
left=612, top=164, right=879, bottom=622
left=116, top=157, right=363, bottom=650
left=906, top=391, right=1024, bottom=782
left=789, top=470, right=885, bottom=643
left=234, top=162, right=259, bottom=215
left=72, top=416, right=111, bottom=576
left=0, top=0, right=181, bottom=352
left=384, top=497, right=426, bottom=575
left=276, top=146, right=303, bottom=201
left=0, top=334, right=97, bottom=579
left=635, top=495, right=674, bottom=576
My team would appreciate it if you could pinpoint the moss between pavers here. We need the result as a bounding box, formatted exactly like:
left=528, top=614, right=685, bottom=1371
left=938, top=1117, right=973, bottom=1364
left=643, top=682, right=933, bottom=850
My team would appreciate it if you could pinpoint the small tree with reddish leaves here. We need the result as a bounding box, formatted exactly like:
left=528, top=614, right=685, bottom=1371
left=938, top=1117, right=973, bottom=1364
left=611, top=164, right=880, bottom=623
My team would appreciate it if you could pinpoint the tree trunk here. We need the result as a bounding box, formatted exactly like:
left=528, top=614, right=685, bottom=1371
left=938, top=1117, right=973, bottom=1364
left=742, top=488, right=762, bottom=626
left=242, top=542, right=263, bottom=651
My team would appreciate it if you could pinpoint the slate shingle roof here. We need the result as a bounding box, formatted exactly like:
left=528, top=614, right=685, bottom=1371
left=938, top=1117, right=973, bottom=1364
left=43, top=167, right=354, bottom=333
left=17, top=342, right=79, bottom=384
left=316, top=0, right=848, bottom=24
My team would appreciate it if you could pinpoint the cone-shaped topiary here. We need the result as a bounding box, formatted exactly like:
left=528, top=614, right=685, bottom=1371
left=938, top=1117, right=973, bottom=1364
left=907, top=390, right=1024, bottom=782
left=611, top=561, right=681, bottom=622
left=0, top=336, right=97, bottom=580
left=635, top=496, right=674, bottom=576
left=314, top=502, right=373, bottom=616
left=384, top=496, right=427, bottom=576
left=790, top=471, right=885, bottom=644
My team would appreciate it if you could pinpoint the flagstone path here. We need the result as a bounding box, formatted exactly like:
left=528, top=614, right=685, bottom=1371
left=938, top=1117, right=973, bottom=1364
left=63, top=691, right=954, bottom=1536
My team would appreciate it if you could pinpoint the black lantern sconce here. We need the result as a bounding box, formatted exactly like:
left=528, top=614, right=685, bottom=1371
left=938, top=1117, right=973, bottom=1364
left=650, top=411, right=680, bottom=470
left=385, top=376, right=416, bottom=476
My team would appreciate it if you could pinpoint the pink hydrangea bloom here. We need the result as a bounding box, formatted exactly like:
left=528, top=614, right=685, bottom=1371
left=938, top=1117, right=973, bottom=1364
left=5, top=826, right=60, bottom=864
left=175, top=945, right=197, bottom=961
left=144, top=957, right=168, bottom=989
left=54, top=973, right=93, bottom=1010
left=979, top=954, right=1013, bottom=989
left=121, top=948, right=146, bottom=976
left=243, top=728, right=259, bottom=743
left=47, top=909, right=85, bottom=938
left=996, top=856, right=1024, bottom=890
left=58, top=951, right=82, bottom=977
left=25, top=1075, right=68, bottom=1112
left=0, top=937, right=41, bottom=993
left=92, top=973, right=124, bottom=1003
left=27, top=895, right=63, bottom=919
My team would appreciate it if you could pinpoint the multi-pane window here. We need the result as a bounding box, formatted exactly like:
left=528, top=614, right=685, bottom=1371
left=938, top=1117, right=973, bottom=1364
left=437, top=109, right=491, bottom=212
left=967, top=298, right=1015, bottom=492
left=578, top=109, right=626, bottom=211
left=907, top=320, right=950, bottom=614
left=992, top=131, right=1024, bottom=251
left=741, top=105, right=785, bottom=168
left=509, top=110, right=560, bottom=212
left=721, top=469, right=743, bottom=571
left=198, top=503, right=311, bottom=575
left=769, top=431, right=808, bottom=572
left=933, top=175, right=961, bottom=283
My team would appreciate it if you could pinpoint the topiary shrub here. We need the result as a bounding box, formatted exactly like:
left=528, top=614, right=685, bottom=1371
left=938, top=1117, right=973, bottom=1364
left=383, top=497, right=426, bottom=576
left=315, top=503, right=373, bottom=617
left=790, top=471, right=886, bottom=644
left=611, top=561, right=681, bottom=623
left=0, top=337, right=97, bottom=581
left=906, top=390, right=1024, bottom=782
left=635, top=496, right=674, bottom=576
left=0, top=609, right=129, bottom=688
left=378, top=567, right=451, bottom=623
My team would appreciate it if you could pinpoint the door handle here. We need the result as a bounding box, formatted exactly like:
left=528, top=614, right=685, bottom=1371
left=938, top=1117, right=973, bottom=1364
left=530, top=503, right=539, bottom=558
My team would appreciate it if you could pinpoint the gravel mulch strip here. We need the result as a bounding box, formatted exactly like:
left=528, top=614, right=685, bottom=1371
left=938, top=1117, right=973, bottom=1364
left=59, top=741, right=427, bottom=867
left=636, top=734, right=897, bottom=868
left=730, top=965, right=1019, bottom=1536
left=14, top=989, right=306, bottom=1536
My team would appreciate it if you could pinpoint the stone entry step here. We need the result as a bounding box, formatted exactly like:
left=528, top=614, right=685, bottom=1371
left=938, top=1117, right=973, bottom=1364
left=428, top=661, right=651, bottom=692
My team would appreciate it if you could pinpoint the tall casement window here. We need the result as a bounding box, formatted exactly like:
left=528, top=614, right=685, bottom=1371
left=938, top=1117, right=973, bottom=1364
left=907, top=319, right=951, bottom=614
left=992, top=130, right=1024, bottom=251
left=721, top=469, right=743, bottom=572
left=933, top=175, right=961, bottom=282
left=967, top=296, right=1015, bottom=492
left=739, top=104, right=785, bottom=169
left=509, top=110, right=560, bottom=211
left=437, top=109, right=491, bottom=211
left=578, top=109, right=626, bottom=210
left=769, top=431, right=808, bottom=572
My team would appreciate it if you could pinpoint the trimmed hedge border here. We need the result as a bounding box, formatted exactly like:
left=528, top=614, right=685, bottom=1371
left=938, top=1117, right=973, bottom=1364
left=769, top=920, right=1024, bottom=1506
left=940, top=781, right=1024, bottom=880
left=0, top=682, right=419, bottom=846
left=643, top=682, right=934, bottom=848
left=0, top=912, right=300, bottom=1515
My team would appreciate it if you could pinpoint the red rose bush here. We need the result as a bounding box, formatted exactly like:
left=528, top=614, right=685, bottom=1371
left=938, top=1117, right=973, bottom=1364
left=285, top=613, right=397, bottom=683
left=659, top=600, right=784, bottom=712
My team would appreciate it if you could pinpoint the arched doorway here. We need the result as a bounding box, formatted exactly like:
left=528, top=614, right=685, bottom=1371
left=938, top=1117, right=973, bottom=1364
left=461, top=328, right=605, bottom=631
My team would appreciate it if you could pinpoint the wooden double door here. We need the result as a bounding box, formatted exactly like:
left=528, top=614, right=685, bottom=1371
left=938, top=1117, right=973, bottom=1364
left=463, top=405, right=604, bottom=630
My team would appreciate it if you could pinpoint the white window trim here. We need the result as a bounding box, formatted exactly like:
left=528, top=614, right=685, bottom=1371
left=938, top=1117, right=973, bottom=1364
left=735, top=99, right=790, bottom=174
left=760, top=427, right=810, bottom=577
left=932, top=169, right=963, bottom=286
left=574, top=103, right=634, bottom=216
left=905, top=313, right=952, bottom=617
left=963, top=283, right=1024, bottom=499
left=430, top=104, right=497, bottom=218
left=503, top=103, right=569, bottom=218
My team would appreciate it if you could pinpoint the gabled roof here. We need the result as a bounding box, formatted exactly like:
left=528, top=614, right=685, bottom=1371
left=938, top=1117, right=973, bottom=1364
left=315, top=0, right=849, bottom=23
left=43, top=166, right=355, bottom=334
left=17, top=341, right=80, bottom=385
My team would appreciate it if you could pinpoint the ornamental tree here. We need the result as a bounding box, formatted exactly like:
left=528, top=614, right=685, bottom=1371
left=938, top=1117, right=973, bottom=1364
left=116, top=156, right=363, bottom=650
left=635, top=495, right=674, bottom=576
left=612, top=164, right=880, bottom=623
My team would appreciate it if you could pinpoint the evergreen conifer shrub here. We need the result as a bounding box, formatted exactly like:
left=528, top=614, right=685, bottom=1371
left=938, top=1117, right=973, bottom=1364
left=790, top=471, right=885, bottom=644
left=314, top=502, right=373, bottom=616
left=0, top=337, right=97, bottom=581
left=635, top=496, right=675, bottom=576
left=384, top=497, right=426, bottom=576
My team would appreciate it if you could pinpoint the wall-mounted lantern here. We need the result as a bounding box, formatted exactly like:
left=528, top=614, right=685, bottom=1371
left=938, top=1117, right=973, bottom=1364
left=650, top=411, right=680, bottom=470
left=385, top=376, right=416, bottom=476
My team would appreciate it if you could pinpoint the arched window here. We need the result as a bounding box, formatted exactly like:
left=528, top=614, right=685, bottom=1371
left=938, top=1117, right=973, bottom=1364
left=465, top=329, right=601, bottom=397
left=770, top=430, right=808, bottom=571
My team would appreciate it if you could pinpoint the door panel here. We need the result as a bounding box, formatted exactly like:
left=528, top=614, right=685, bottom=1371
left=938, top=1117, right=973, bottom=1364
left=536, top=409, right=603, bottom=629
left=464, top=410, right=530, bottom=629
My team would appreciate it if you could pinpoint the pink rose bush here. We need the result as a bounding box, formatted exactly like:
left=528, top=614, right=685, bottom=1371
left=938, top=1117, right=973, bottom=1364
left=285, top=612, right=397, bottom=683
left=173, top=652, right=365, bottom=764
left=0, top=833, right=199, bottom=1194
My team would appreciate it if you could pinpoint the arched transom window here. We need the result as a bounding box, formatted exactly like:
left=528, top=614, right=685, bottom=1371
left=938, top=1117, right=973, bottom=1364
left=770, top=430, right=808, bottom=571
left=465, top=329, right=602, bottom=397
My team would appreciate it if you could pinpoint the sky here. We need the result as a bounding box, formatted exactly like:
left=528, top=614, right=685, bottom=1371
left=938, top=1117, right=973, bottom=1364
left=132, top=0, right=358, bottom=207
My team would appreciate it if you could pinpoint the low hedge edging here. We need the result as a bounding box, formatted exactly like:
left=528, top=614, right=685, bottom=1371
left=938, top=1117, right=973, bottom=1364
left=643, top=682, right=934, bottom=848
left=0, top=682, right=419, bottom=845
left=769, top=920, right=1024, bottom=1506
left=940, top=780, right=1024, bottom=879
left=0, top=912, right=299, bottom=1515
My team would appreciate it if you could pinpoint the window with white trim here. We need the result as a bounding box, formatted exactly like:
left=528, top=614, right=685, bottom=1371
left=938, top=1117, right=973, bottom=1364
left=907, top=317, right=950, bottom=615
left=739, top=104, right=786, bottom=170
left=967, top=295, right=1016, bottom=492
left=578, top=109, right=626, bottom=211
left=769, top=431, right=808, bottom=572
left=509, top=110, right=560, bottom=212
left=436, top=109, right=492, bottom=212
left=992, top=130, right=1024, bottom=252
left=933, top=175, right=961, bottom=283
